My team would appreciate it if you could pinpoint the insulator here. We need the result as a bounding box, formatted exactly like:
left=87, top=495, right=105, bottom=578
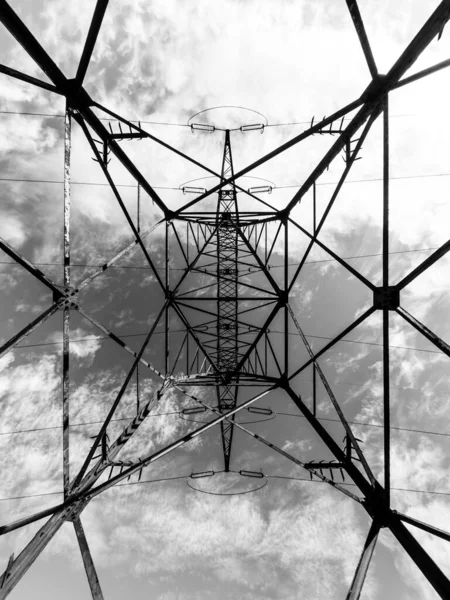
left=190, top=470, right=215, bottom=479
left=248, top=185, right=272, bottom=194
left=247, top=406, right=272, bottom=416
left=182, top=406, right=207, bottom=415
left=239, top=470, right=264, bottom=479
left=240, top=123, right=265, bottom=132
left=182, top=186, right=206, bottom=195
left=190, top=123, right=215, bottom=132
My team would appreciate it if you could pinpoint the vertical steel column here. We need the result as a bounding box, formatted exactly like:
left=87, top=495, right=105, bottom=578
left=137, top=183, right=140, bottom=233
left=63, top=104, right=71, bottom=498
left=165, top=220, right=170, bottom=375
left=73, top=517, right=104, bottom=600
left=136, top=362, right=140, bottom=414
left=383, top=94, right=390, bottom=506
left=345, top=520, right=380, bottom=600
left=313, top=182, right=316, bottom=234
left=284, top=219, right=289, bottom=375
left=215, top=130, right=239, bottom=471
left=312, top=364, right=317, bottom=416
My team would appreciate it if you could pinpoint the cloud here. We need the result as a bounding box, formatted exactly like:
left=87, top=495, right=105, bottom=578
left=1, top=3, right=449, bottom=600
left=0, top=213, right=27, bottom=248
left=46, top=327, right=102, bottom=362
left=71, top=481, right=376, bottom=600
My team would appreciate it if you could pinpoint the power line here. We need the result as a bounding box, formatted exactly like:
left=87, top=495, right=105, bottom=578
left=0, top=246, right=439, bottom=274
left=274, top=413, right=450, bottom=439
left=10, top=326, right=440, bottom=356
left=0, top=109, right=418, bottom=126
left=2, top=401, right=448, bottom=440
left=0, top=110, right=189, bottom=127
left=267, top=476, right=450, bottom=497
left=274, top=172, right=450, bottom=188
left=265, top=113, right=417, bottom=127
left=268, top=246, right=438, bottom=268
left=0, top=259, right=184, bottom=271
left=2, top=172, right=450, bottom=191
left=0, top=411, right=181, bottom=436
left=1, top=473, right=450, bottom=502
left=0, top=176, right=178, bottom=190
left=269, top=330, right=442, bottom=354
left=0, top=474, right=188, bottom=502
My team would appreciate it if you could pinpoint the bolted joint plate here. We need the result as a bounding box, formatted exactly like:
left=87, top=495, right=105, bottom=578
left=65, top=79, right=93, bottom=108
left=373, top=286, right=400, bottom=310
left=53, top=285, right=79, bottom=308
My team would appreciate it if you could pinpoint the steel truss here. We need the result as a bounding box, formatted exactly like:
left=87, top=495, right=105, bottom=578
left=1, top=0, right=450, bottom=598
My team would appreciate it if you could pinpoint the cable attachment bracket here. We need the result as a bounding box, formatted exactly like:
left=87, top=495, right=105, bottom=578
left=91, top=137, right=110, bottom=166
left=108, top=120, right=144, bottom=141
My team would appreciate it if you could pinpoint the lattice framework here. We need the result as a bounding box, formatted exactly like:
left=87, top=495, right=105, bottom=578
left=1, top=1, right=450, bottom=599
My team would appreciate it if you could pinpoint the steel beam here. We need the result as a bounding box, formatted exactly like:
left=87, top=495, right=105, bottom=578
left=394, top=58, right=450, bottom=89
left=283, top=0, right=450, bottom=215
left=389, top=517, right=450, bottom=599
left=396, top=306, right=450, bottom=357
left=287, top=113, right=377, bottom=294
left=0, top=63, right=60, bottom=93
left=394, top=511, right=450, bottom=543
left=345, top=519, right=380, bottom=600
left=288, top=306, right=376, bottom=381
left=0, top=236, right=62, bottom=296
left=180, top=386, right=361, bottom=503
left=72, top=307, right=168, bottom=488
left=0, top=381, right=172, bottom=597
left=77, top=307, right=165, bottom=379
left=73, top=517, right=104, bottom=600
left=382, top=95, right=390, bottom=506
left=397, top=239, right=450, bottom=290
left=287, top=305, right=376, bottom=486
left=75, top=115, right=166, bottom=290
left=85, top=388, right=275, bottom=498
left=94, top=102, right=280, bottom=215
left=75, top=0, right=109, bottom=86
left=172, top=98, right=363, bottom=215
left=345, top=0, right=378, bottom=78
left=0, top=1, right=168, bottom=213
left=63, top=104, right=71, bottom=498
left=283, top=384, right=375, bottom=499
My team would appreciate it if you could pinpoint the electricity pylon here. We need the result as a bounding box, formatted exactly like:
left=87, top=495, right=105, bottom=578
left=1, top=1, right=450, bottom=599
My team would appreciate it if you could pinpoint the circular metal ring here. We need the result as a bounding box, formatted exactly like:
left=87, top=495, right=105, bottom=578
left=187, top=105, right=268, bottom=130
left=236, top=412, right=276, bottom=425
left=178, top=174, right=276, bottom=192
left=186, top=473, right=268, bottom=496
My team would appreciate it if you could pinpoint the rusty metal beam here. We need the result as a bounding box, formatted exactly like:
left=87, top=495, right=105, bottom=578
left=346, top=520, right=380, bottom=600
left=63, top=104, right=71, bottom=498
left=73, top=517, right=104, bottom=600
left=396, top=306, right=450, bottom=357
left=382, top=94, right=390, bottom=506
left=397, top=239, right=450, bottom=290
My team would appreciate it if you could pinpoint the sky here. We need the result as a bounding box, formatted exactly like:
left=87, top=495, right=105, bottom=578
left=1, top=0, right=450, bottom=599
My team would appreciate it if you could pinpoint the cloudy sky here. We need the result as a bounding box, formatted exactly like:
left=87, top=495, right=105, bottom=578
left=1, top=0, right=450, bottom=599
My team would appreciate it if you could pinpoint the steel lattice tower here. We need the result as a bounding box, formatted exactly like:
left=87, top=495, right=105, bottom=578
left=1, top=1, right=450, bottom=599
left=215, top=131, right=239, bottom=471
